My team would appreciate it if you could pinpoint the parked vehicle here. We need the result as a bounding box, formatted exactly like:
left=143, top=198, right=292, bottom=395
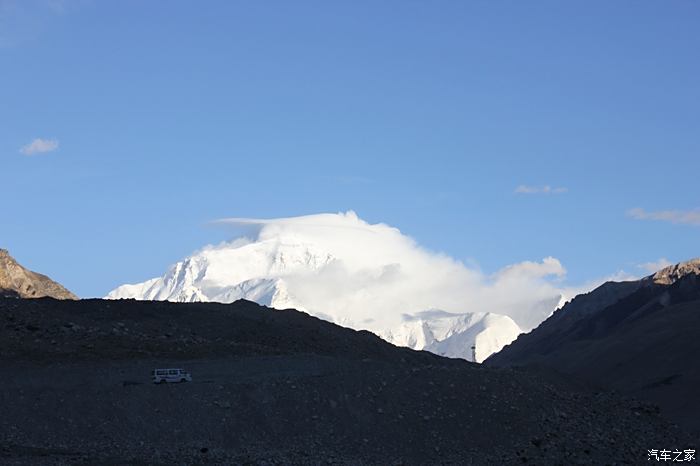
left=152, top=368, right=192, bottom=384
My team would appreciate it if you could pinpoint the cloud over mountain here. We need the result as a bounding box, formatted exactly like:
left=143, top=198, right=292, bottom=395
left=212, top=212, right=583, bottom=330
left=109, top=212, right=599, bottom=359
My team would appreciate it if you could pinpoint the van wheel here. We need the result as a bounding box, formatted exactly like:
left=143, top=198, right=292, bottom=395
left=180, top=378, right=186, bottom=383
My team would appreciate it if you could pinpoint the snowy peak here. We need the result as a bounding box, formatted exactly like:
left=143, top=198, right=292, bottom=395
left=106, top=212, right=584, bottom=360
left=108, top=238, right=334, bottom=305
left=381, top=310, right=521, bottom=362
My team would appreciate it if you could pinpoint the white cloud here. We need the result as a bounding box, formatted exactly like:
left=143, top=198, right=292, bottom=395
left=495, top=257, right=566, bottom=280
left=215, top=212, right=602, bottom=331
left=515, top=185, right=568, bottom=195
left=638, top=258, right=673, bottom=274
left=602, top=269, right=640, bottom=282
left=19, top=138, right=59, bottom=155
left=627, top=207, right=700, bottom=226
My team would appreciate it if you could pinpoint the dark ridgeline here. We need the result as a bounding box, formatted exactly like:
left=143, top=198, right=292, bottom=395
left=0, top=295, right=693, bottom=464
left=0, top=251, right=695, bottom=463
left=487, top=259, right=700, bottom=434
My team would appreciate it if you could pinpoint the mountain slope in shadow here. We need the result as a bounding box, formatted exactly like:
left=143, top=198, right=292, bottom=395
left=0, top=296, right=693, bottom=464
left=487, top=259, right=700, bottom=434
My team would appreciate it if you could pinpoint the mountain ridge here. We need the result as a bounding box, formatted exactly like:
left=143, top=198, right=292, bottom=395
left=106, top=215, right=534, bottom=361
left=0, top=296, right=692, bottom=464
left=649, top=257, right=700, bottom=285
left=0, top=249, right=77, bottom=300
left=486, top=258, right=700, bottom=433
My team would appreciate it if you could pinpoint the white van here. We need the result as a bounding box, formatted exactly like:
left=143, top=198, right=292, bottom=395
left=152, top=368, right=192, bottom=384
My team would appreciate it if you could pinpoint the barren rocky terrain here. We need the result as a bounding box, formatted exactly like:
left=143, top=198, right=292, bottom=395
left=0, top=297, right=694, bottom=465
left=0, top=250, right=76, bottom=300
left=487, top=263, right=700, bottom=435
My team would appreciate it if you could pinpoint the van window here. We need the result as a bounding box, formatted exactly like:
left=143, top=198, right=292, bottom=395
left=157, top=370, right=167, bottom=375
left=168, top=370, right=178, bottom=375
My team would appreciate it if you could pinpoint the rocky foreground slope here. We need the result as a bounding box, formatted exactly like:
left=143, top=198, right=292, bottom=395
left=0, top=249, right=76, bottom=300
left=0, top=297, right=693, bottom=465
left=487, top=259, right=700, bottom=434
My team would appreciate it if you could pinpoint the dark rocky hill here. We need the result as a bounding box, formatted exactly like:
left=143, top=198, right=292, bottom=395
left=487, top=259, right=700, bottom=434
left=0, top=297, right=693, bottom=464
left=0, top=249, right=77, bottom=300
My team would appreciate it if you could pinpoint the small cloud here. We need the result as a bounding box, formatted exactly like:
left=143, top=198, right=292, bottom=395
left=515, top=185, right=568, bottom=195
left=603, top=269, right=640, bottom=282
left=637, top=258, right=673, bottom=274
left=19, top=138, right=59, bottom=155
left=627, top=207, right=700, bottom=226
left=495, top=256, right=567, bottom=280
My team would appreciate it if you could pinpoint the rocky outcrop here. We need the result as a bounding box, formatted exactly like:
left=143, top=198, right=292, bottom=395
left=650, top=258, right=700, bottom=285
left=0, top=249, right=77, bottom=299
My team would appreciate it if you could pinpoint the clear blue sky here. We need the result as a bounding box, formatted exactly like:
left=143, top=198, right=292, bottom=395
left=2, top=0, right=699, bottom=297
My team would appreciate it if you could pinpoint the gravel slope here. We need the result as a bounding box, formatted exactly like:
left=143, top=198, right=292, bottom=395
left=487, top=273, right=700, bottom=435
left=0, top=297, right=694, bottom=465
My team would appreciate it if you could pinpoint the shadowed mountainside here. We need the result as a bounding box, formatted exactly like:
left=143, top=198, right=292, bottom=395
left=0, top=297, right=693, bottom=464
left=487, top=259, right=700, bottom=434
left=0, top=249, right=77, bottom=300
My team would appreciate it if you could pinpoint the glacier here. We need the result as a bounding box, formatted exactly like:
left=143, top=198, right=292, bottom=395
left=108, top=211, right=572, bottom=361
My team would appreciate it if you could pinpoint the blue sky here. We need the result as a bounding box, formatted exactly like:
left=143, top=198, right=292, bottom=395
left=1, top=0, right=699, bottom=297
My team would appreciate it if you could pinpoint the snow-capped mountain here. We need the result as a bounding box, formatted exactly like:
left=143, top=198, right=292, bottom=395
left=380, top=310, right=522, bottom=362
left=108, top=238, right=332, bottom=306
left=108, top=211, right=574, bottom=361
